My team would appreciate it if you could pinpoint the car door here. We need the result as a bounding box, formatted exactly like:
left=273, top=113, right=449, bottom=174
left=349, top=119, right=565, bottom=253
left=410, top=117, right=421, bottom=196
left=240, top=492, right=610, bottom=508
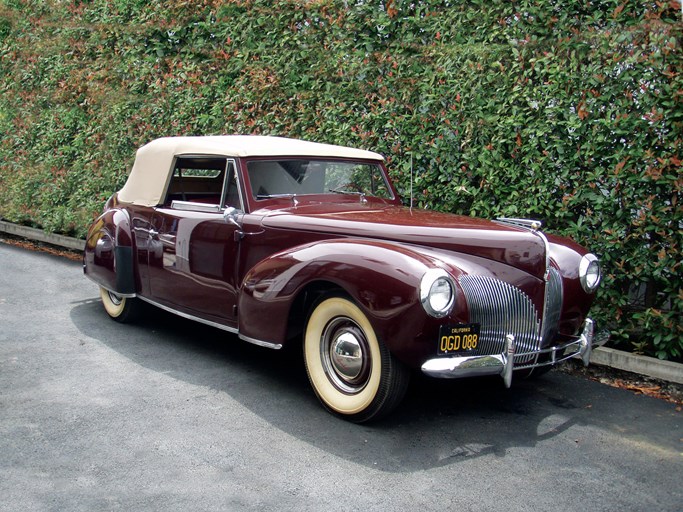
left=146, top=156, right=244, bottom=326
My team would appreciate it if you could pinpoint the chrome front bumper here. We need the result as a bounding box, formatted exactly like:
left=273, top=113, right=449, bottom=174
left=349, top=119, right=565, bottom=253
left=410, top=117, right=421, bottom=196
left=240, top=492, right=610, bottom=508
left=421, top=319, right=604, bottom=388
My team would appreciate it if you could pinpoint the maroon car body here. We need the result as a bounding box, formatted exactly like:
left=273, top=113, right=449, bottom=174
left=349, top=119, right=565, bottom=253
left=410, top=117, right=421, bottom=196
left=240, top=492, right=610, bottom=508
left=84, top=136, right=602, bottom=422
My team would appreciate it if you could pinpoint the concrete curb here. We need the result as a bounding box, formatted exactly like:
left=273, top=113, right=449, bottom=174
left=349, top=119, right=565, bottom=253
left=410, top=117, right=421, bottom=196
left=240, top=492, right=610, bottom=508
left=0, top=220, right=85, bottom=252
left=1, top=219, right=682, bottom=386
left=589, top=347, right=683, bottom=385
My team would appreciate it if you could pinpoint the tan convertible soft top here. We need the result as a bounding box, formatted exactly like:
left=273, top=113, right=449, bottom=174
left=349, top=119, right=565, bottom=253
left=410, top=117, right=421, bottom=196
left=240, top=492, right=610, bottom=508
left=117, top=135, right=385, bottom=206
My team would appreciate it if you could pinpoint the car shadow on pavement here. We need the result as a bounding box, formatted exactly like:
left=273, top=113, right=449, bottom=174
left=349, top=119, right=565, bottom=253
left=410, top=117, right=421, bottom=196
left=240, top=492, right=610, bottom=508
left=68, top=297, right=669, bottom=473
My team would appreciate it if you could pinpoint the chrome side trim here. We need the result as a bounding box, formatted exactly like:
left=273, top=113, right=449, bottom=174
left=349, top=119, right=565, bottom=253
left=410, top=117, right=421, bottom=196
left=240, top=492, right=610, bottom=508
left=137, top=295, right=238, bottom=332
left=170, top=200, right=222, bottom=214
left=135, top=296, right=283, bottom=350
left=238, top=333, right=283, bottom=350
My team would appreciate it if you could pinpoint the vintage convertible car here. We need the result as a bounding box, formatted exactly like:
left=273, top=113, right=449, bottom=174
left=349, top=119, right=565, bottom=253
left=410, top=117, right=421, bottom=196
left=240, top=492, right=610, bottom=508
left=84, top=135, right=602, bottom=422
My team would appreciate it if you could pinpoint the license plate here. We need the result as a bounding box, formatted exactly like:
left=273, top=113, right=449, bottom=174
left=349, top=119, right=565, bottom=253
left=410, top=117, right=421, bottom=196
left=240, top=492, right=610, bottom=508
left=438, top=323, right=481, bottom=355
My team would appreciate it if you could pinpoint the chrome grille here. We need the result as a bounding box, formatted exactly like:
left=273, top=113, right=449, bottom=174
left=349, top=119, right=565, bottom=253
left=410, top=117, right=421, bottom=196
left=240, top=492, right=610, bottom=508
left=459, top=275, right=541, bottom=364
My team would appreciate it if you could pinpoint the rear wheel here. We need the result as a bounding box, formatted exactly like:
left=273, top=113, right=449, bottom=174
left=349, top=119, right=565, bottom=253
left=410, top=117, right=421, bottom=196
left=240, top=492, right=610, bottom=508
left=100, top=287, right=142, bottom=323
left=303, top=296, right=409, bottom=423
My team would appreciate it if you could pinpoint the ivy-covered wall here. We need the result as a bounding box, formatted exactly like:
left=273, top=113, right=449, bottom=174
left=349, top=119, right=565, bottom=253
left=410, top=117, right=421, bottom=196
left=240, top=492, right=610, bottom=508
left=0, top=0, right=681, bottom=360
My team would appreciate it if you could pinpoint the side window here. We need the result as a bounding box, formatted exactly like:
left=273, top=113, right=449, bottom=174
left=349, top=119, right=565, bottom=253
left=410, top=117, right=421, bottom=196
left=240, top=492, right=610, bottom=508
left=163, top=157, right=242, bottom=211
left=164, top=157, right=226, bottom=206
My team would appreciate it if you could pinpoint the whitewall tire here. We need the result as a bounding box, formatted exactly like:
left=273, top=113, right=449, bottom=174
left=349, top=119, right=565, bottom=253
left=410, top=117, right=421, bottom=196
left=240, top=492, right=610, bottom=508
left=303, top=296, right=409, bottom=422
left=100, top=287, right=141, bottom=323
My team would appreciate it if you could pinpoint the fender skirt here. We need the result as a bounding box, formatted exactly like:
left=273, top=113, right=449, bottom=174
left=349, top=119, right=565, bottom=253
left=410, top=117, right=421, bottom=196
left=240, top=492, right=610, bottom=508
left=114, top=246, right=136, bottom=295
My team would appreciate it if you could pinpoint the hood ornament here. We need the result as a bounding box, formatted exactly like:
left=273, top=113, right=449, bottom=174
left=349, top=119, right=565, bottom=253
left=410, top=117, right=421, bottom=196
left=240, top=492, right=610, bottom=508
left=496, top=217, right=543, bottom=232
left=495, top=217, right=550, bottom=280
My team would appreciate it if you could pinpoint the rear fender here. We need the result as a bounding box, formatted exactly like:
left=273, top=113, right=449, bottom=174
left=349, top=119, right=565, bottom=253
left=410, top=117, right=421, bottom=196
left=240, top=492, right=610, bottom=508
left=238, top=239, right=439, bottom=349
left=83, top=209, right=136, bottom=295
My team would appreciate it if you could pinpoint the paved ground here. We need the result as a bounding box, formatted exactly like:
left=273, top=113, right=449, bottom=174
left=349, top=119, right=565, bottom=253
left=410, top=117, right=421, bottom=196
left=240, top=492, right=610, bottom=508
left=1, top=242, right=681, bottom=511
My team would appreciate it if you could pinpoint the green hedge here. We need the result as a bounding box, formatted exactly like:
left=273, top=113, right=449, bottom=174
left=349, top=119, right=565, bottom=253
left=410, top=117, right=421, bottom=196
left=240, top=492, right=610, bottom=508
left=0, top=0, right=681, bottom=360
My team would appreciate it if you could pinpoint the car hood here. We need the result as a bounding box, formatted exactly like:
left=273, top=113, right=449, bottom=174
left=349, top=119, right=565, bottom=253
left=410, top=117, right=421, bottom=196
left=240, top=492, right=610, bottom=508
left=259, top=203, right=547, bottom=279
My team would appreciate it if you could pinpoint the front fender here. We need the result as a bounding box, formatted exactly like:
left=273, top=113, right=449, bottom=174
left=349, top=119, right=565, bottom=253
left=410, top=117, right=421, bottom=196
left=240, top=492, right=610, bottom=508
left=83, top=208, right=136, bottom=295
left=238, top=239, right=440, bottom=349
left=547, top=234, right=597, bottom=336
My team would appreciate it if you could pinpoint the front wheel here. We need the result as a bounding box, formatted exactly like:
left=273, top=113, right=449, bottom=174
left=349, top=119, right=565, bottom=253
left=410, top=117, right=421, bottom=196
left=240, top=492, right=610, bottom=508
left=303, top=296, right=410, bottom=423
left=100, top=287, right=142, bottom=323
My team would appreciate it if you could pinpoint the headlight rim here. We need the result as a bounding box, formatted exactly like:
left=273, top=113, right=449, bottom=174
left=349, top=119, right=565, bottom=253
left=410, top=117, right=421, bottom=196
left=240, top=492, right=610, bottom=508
left=420, top=268, right=456, bottom=318
left=579, top=253, right=601, bottom=293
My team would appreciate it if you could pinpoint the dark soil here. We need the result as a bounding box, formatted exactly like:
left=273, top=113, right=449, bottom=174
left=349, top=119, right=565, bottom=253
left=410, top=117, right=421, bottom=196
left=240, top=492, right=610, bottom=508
left=560, top=358, right=683, bottom=406
left=0, top=233, right=82, bottom=261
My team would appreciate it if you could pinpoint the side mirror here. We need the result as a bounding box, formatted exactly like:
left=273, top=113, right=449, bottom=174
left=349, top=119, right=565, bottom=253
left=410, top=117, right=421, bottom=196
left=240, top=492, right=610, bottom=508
left=223, top=206, right=243, bottom=228
left=223, top=207, right=245, bottom=241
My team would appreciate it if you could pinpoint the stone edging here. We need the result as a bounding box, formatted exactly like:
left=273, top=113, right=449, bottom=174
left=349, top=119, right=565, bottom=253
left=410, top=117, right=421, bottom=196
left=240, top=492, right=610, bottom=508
left=1, top=219, right=681, bottom=385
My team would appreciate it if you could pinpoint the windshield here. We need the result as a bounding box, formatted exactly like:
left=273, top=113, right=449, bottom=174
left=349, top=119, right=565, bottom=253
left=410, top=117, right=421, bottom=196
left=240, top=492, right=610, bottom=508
left=247, top=159, right=393, bottom=200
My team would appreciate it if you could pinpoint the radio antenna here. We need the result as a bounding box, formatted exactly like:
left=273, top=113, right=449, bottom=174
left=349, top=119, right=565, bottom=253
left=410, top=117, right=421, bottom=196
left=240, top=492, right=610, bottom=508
left=409, top=153, right=414, bottom=212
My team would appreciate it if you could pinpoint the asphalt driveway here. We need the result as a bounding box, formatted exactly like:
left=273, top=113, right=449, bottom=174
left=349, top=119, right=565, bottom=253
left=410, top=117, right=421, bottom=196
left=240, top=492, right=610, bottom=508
left=1, top=242, right=681, bottom=511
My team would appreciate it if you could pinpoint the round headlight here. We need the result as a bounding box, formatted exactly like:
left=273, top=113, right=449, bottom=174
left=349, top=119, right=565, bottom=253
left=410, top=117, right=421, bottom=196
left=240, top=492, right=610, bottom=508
left=579, top=253, right=601, bottom=293
left=420, top=269, right=456, bottom=318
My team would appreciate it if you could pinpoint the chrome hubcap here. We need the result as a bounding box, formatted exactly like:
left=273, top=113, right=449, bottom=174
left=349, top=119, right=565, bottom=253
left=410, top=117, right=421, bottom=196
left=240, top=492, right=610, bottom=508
left=331, top=331, right=363, bottom=380
left=321, top=317, right=370, bottom=394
